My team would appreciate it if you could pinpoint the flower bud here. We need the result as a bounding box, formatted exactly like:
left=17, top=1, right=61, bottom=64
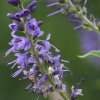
left=15, top=12, right=23, bottom=18
left=6, top=0, right=20, bottom=6
left=27, top=1, right=36, bottom=10
left=82, top=7, right=87, bottom=15
left=90, top=14, right=95, bottom=22
left=22, top=9, right=31, bottom=19
left=7, top=13, right=21, bottom=22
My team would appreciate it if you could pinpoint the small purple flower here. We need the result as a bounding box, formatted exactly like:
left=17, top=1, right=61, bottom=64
left=15, top=12, right=23, bottom=18
left=55, top=83, right=66, bottom=92
left=4, top=35, right=31, bottom=57
left=52, top=68, right=70, bottom=83
left=7, top=13, right=21, bottom=22
left=7, top=0, right=20, bottom=6
left=9, top=21, right=24, bottom=35
left=22, top=9, right=31, bottom=19
left=7, top=52, right=30, bottom=69
left=71, top=78, right=84, bottom=100
left=25, top=18, right=44, bottom=37
left=33, top=28, right=44, bottom=38
left=36, top=74, right=48, bottom=88
left=30, top=6, right=36, bottom=13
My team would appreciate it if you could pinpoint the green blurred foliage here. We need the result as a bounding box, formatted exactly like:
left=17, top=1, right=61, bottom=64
left=0, top=0, right=100, bottom=100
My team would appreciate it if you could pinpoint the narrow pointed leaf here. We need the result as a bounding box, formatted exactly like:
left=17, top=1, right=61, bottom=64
left=78, top=50, right=100, bottom=58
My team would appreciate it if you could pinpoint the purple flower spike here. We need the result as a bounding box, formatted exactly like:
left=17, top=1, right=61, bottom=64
left=7, top=13, right=21, bottom=22
left=15, top=12, right=23, bottom=18
left=71, top=78, right=84, bottom=100
left=9, top=21, right=24, bottom=35
left=7, top=0, right=20, bottom=6
left=6, top=0, right=74, bottom=99
left=27, top=1, right=37, bottom=10
left=22, top=9, right=31, bottom=19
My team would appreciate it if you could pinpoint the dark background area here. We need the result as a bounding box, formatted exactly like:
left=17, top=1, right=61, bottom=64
left=0, top=0, right=100, bottom=100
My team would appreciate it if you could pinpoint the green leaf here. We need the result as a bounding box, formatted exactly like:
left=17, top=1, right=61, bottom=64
left=78, top=50, right=100, bottom=58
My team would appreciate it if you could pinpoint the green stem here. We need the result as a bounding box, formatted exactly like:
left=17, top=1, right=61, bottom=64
left=19, top=3, right=69, bottom=100
left=66, top=0, right=100, bottom=34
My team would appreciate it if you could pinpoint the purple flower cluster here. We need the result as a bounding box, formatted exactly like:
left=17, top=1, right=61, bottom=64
left=6, top=0, right=74, bottom=99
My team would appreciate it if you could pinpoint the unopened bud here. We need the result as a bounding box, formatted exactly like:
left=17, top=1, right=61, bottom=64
left=90, top=14, right=95, bottom=22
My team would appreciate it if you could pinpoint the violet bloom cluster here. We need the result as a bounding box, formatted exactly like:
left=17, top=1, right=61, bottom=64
left=5, top=0, right=79, bottom=99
